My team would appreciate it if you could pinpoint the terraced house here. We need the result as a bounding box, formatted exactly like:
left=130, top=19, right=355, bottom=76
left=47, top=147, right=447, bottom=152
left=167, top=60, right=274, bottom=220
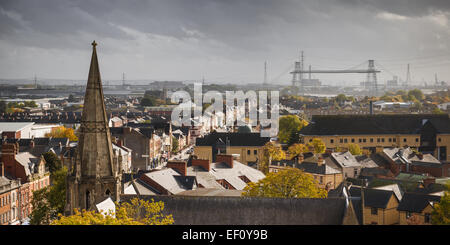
left=299, top=114, right=450, bottom=161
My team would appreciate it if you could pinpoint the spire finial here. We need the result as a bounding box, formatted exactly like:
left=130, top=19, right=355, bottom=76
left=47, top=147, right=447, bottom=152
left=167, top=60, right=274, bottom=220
left=92, top=40, right=97, bottom=47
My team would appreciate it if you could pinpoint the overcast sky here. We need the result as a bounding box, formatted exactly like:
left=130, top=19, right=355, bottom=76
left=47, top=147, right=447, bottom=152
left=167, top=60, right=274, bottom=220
left=1, top=0, right=450, bottom=85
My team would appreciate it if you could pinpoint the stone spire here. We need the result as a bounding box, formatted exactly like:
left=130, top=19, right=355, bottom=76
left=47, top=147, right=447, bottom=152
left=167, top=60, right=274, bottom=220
left=77, top=40, right=115, bottom=178
left=66, top=41, right=121, bottom=214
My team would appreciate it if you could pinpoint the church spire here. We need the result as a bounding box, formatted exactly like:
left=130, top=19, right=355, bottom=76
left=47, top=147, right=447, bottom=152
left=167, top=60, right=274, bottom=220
left=77, top=40, right=116, bottom=178
left=66, top=41, right=121, bottom=214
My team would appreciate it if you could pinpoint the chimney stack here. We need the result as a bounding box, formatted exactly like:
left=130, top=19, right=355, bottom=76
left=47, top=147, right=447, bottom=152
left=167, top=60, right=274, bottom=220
left=0, top=163, right=4, bottom=177
left=192, top=159, right=211, bottom=171
left=216, top=154, right=234, bottom=168
left=166, top=161, right=187, bottom=176
left=317, top=155, right=324, bottom=166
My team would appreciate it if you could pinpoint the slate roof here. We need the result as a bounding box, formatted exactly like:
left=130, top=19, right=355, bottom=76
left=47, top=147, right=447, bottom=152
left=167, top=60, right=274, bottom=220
left=195, top=132, right=270, bottom=147
left=15, top=152, right=40, bottom=176
left=397, top=193, right=441, bottom=213
left=120, top=194, right=351, bottom=225
left=297, top=162, right=341, bottom=175
left=349, top=186, right=396, bottom=209
left=355, top=155, right=381, bottom=168
left=142, top=168, right=187, bottom=194
left=299, top=114, right=450, bottom=135
left=331, top=151, right=361, bottom=168
left=186, top=161, right=266, bottom=190
left=177, top=188, right=244, bottom=197
left=373, top=184, right=403, bottom=201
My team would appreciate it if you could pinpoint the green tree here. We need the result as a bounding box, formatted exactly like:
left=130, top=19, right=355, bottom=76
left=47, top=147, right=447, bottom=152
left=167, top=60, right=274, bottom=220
left=51, top=198, right=174, bottom=225
left=242, top=168, right=327, bottom=198
left=408, top=89, right=424, bottom=101
left=30, top=167, right=67, bottom=225
left=171, top=136, right=179, bottom=153
left=0, top=100, right=7, bottom=114
left=43, top=152, right=62, bottom=174
left=432, top=108, right=445, bottom=114
left=140, top=96, right=157, bottom=107
left=347, top=143, right=362, bottom=155
left=30, top=188, right=52, bottom=225
left=278, top=115, right=308, bottom=144
left=432, top=182, right=450, bottom=225
left=335, top=94, right=347, bottom=104
left=307, top=138, right=326, bottom=154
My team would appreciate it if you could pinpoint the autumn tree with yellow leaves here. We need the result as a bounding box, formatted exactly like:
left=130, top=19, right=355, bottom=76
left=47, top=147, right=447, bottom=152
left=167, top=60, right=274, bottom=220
left=242, top=168, right=327, bottom=198
left=259, top=142, right=286, bottom=174
left=287, top=143, right=308, bottom=159
left=45, top=126, right=78, bottom=141
left=51, top=198, right=174, bottom=225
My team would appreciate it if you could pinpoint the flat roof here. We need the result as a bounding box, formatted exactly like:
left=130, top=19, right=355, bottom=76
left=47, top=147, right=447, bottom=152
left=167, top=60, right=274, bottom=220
left=0, top=122, right=35, bottom=132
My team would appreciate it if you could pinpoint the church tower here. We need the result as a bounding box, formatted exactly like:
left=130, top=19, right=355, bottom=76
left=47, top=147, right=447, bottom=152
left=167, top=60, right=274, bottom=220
left=65, top=41, right=122, bottom=214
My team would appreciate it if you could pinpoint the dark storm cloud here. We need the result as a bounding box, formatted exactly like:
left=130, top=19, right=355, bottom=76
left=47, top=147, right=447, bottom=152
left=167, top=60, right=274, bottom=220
left=0, top=0, right=449, bottom=81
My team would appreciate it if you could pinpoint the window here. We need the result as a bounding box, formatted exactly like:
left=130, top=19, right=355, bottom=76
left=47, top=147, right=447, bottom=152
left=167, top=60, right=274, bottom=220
left=406, top=212, right=412, bottom=219
left=381, top=138, right=385, bottom=142
left=438, top=138, right=441, bottom=142
left=425, top=213, right=431, bottom=223
left=247, top=150, right=251, bottom=155
left=370, top=138, right=373, bottom=143
left=371, top=207, right=378, bottom=215
left=363, top=139, right=366, bottom=143
left=377, top=138, right=380, bottom=143
left=330, top=139, right=334, bottom=144
left=319, top=176, right=323, bottom=184
left=403, top=138, right=407, bottom=142
left=340, top=139, right=343, bottom=143
left=354, top=169, right=358, bottom=176
left=359, top=139, right=362, bottom=143
left=416, top=138, right=419, bottom=142
left=309, top=139, right=313, bottom=142
left=351, top=138, right=355, bottom=143
left=344, top=139, right=348, bottom=143
left=388, top=138, right=392, bottom=142
left=393, top=138, right=396, bottom=142
left=254, top=150, right=257, bottom=155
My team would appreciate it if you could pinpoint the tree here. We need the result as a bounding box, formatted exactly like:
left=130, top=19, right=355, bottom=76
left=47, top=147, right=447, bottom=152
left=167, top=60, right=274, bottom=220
left=30, top=188, right=52, bottom=225
left=43, top=152, right=62, bottom=174
left=335, top=94, right=347, bottom=104
left=307, top=138, right=326, bottom=154
left=45, top=126, right=78, bottom=141
left=259, top=142, right=286, bottom=174
left=30, top=167, right=67, bottom=225
left=408, top=89, right=424, bottom=101
left=432, top=108, right=445, bottom=114
left=242, top=168, right=327, bottom=198
left=287, top=143, right=308, bottom=159
left=140, top=96, right=157, bottom=107
left=432, top=182, right=450, bottom=225
left=171, top=136, right=179, bottom=153
left=51, top=198, right=174, bottom=225
left=347, top=143, right=362, bottom=155
left=0, top=100, right=7, bottom=114
left=278, top=115, right=308, bottom=144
